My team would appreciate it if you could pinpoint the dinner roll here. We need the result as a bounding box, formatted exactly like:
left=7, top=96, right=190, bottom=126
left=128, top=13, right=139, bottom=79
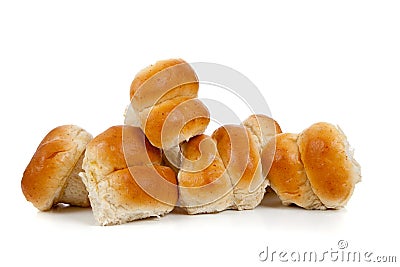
left=80, top=125, right=178, bottom=225
left=297, top=122, right=361, bottom=208
left=177, top=134, right=235, bottom=214
left=139, top=97, right=210, bottom=149
left=130, top=58, right=199, bottom=111
left=263, top=123, right=361, bottom=209
left=212, top=125, right=267, bottom=210
left=263, top=133, right=324, bottom=209
left=21, top=125, right=92, bottom=211
left=128, top=59, right=210, bottom=149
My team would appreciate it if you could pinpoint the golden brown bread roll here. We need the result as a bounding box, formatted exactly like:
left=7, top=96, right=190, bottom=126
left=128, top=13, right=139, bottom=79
left=129, top=59, right=210, bottom=150
left=177, top=134, right=235, bottom=214
left=262, top=122, right=361, bottom=209
left=263, top=133, right=324, bottom=209
left=21, top=125, right=93, bottom=211
left=130, top=59, right=199, bottom=110
left=140, top=97, right=210, bottom=149
left=297, top=122, right=361, bottom=208
left=212, top=125, right=267, bottom=210
left=80, top=125, right=178, bottom=225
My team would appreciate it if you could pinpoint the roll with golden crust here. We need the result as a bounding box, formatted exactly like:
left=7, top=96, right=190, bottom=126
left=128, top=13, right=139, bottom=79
left=80, top=125, right=178, bottom=225
left=297, top=122, right=361, bottom=208
left=21, top=125, right=92, bottom=211
left=130, top=59, right=199, bottom=110
left=128, top=59, right=210, bottom=150
left=140, top=97, right=210, bottom=149
left=263, top=133, right=324, bottom=209
left=177, top=134, right=235, bottom=214
left=212, top=125, right=267, bottom=210
left=263, top=122, right=361, bottom=209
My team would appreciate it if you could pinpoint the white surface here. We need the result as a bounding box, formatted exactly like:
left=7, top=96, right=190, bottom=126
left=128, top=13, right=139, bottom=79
left=1, top=1, right=399, bottom=266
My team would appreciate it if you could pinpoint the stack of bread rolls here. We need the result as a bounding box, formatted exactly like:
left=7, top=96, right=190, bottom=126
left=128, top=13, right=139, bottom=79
left=21, top=58, right=361, bottom=225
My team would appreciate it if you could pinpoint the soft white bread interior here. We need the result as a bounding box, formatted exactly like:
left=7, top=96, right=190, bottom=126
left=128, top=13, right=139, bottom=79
left=212, top=125, right=267, bottom=210
left=262, top=133, right=325, bottom=209
left=80, top=125, right=178, bottom=225
left=297, top=122, right=361, bottom=209
left=128, top=59, right=210, bottom=149
left=21, top=125, right=92, bottom=211
left=177, top=134, right=235, bottom=214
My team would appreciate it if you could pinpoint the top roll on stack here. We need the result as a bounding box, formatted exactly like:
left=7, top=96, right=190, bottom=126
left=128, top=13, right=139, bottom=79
left=129, top=59, right=210, bottom=150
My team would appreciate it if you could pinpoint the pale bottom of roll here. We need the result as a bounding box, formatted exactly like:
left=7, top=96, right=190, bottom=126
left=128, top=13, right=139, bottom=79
left=80, top=168, right=175, bottom=226
left=179, top=190, right=235, bottom=215
left=233, top=179, right=269, bottom=210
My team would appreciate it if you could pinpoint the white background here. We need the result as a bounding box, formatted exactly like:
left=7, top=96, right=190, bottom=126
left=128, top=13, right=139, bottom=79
left=1, top=1, right=399, bottom=266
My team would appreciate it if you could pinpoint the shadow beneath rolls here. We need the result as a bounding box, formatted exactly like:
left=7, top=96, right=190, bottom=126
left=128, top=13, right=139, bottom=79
left=256, top=190, right=347, bottom=233
left=259, top=190, right=283, bottom=208
left=36, top=204, right=96, bottom=226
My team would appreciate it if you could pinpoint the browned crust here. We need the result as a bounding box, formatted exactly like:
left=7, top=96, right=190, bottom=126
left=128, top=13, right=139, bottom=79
left=179, top=135, right=227, bottom=188
left=298, top=122, right=359, bottom=208
left=212, top=125, right=261, bottom=190
left=263, top=133, right=324, bottom=209
left=130, top=59, right=199, bottom=111
left=177, top=135, right=234, bottom=212
left=107, top=166, right=178, bottom=208
left=21, top=125, right=92, bottom=211
left=84, top=126, right=162, bottom=179
left=142, top=98, right=210, bottom=149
